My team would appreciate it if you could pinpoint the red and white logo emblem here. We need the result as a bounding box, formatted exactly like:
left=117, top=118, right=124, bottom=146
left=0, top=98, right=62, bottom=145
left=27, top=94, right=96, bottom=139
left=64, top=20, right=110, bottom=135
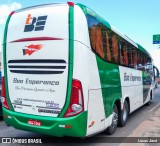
left=23, top=44, right=42, bottom=56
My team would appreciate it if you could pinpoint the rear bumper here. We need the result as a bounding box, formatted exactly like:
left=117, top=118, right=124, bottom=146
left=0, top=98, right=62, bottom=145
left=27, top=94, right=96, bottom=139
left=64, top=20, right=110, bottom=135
left=3, top=108, right=87, bottom=137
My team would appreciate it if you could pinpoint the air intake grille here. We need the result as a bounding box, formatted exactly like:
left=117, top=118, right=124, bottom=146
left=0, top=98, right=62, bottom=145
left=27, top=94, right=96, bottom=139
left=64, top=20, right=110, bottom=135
left=8, top=59, right=67, bottom=74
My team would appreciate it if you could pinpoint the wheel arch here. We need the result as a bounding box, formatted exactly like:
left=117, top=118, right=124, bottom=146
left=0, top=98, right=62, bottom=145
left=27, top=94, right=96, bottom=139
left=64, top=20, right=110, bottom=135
left=113, top=96, right=130, bottom=116
left=120, top=96, right=130, bottom=114
left=125, top=97, right=130, bottom=114
left=114, top=99, right=121, bottom=114
left=150, top=90, right=153, bottom=100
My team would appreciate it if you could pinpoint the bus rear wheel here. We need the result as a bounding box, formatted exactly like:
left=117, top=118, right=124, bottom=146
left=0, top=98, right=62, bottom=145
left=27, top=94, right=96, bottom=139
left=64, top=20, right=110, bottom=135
left=105, top=104, right=118, bottom=135
left=118, top=100, right=129, bottom=127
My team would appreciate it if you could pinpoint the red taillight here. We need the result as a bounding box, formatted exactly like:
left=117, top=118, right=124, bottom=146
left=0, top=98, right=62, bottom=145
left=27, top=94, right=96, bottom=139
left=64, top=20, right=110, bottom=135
left=64, top=79, right=84, bottom=117
left=1, top=76, right=10, bottom=110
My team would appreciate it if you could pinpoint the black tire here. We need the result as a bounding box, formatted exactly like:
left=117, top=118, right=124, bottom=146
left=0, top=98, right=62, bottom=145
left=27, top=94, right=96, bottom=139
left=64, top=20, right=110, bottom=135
left=105, top=104, right=118, bottom=135
left=118, top=100, right=129, bottom=127
left=146, top=101, right=150, bottom=106
left=146, top=92, right=152, bottom=106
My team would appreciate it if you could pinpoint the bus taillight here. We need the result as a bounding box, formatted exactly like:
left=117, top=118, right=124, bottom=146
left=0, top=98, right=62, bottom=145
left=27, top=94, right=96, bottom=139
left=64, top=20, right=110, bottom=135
left=64, top=79, right=84, bottom=117
left=1, top=76, right=10, bottom=110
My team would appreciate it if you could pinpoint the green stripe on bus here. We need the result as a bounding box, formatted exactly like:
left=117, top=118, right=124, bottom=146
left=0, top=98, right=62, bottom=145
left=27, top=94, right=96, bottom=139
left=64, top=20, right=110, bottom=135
left=96, top=56, right=122, bottom=117
left=58, top=6, right=74, bottom=117
left=3, top=13, right=14, bottom=111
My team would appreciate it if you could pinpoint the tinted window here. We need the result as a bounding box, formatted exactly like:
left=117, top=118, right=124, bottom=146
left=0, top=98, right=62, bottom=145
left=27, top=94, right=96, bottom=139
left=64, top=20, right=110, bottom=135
left=128, top=47, right=138, bottom=69
left=87, top=14, right=120, bottom=64
left=145, top=57, right=152, bottom=73
left=137, top=52, right=144, bottom=70
left=120, top=40, right=129, bottom=66
left=111, top=35, right=119, bottom=63
left=87, top=15, right=104, bottom=59
left=105, top=30, right=111, bottom=61
left=87, top=14, right=152, bottom=72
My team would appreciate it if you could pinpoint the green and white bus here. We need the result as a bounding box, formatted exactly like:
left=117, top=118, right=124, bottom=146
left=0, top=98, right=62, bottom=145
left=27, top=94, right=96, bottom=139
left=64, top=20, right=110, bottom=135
left=2, top=2, right=159, bottom=137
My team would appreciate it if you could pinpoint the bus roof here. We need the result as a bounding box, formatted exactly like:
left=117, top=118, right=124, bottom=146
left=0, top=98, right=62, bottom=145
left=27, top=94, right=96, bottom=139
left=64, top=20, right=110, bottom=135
left=13, top=3, right=68, bottom=14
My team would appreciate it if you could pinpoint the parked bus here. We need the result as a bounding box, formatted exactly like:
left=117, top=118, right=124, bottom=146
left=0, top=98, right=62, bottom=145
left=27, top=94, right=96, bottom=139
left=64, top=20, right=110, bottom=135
left=2, top=2, right=159, bottom=137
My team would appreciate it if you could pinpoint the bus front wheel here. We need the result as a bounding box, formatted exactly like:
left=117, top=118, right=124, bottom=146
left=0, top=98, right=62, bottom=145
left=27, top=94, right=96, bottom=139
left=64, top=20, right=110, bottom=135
left=105, top=104, right=118, bottom=135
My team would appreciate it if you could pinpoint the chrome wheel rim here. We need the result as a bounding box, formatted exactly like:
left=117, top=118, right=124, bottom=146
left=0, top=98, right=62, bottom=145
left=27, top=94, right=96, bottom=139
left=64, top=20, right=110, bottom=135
left=112, top=111, right=118, bottom=128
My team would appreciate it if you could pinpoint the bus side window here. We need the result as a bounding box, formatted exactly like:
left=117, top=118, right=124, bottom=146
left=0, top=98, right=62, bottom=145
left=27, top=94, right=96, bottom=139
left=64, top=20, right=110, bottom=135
left=132, top=49, right=138, bottom=69
left=111, top=35, right=119, bottom=64
left=141, top=56, right=145, bottom=71
left=146, top=57, right=152, bottom=73
left=106, top=32, right=111, bottom=61
left=120, top=42, right=123, bottom=65
left=124, top=46, right=128, bottom=66
left=95, top=27, right=104, bottom=59
left=89, top=26, right=96, bottom=51
left=87, top=15, right=105, bottom=59
left=90, top=26, right=104, bottom=59
left=137, top=52, right=143, bottom=70
left=144, top=57, right=148, bottom=71
left=128, top=47, right=134, bottom=68
left=120, top=41, right=128, bottom=66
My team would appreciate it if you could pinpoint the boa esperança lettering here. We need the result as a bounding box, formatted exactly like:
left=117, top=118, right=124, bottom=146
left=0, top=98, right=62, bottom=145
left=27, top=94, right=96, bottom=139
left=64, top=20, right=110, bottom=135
left=13, top=78, right=59, bottom=85
left=124, top=73, right=141, bottom=82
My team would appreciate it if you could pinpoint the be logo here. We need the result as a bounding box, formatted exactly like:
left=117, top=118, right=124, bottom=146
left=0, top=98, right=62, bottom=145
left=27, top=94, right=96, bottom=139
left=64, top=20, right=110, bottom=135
left=24, top=14, right=48, bottom=32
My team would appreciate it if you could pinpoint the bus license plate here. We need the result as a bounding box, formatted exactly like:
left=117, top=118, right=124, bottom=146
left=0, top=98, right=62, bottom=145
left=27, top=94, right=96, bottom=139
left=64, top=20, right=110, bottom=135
left=28, top=119, right=41, bottom=126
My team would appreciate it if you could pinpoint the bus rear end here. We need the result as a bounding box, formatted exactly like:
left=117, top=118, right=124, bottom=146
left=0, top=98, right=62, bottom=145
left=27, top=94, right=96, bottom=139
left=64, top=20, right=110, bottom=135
left=2, top=3, right=87, bottom=137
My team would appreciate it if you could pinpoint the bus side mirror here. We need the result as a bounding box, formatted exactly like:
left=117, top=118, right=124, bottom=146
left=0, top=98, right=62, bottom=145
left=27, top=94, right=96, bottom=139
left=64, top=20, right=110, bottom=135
left=153, top=66, right=159, bottom=78
left=153, top=66, right=159, bottom=88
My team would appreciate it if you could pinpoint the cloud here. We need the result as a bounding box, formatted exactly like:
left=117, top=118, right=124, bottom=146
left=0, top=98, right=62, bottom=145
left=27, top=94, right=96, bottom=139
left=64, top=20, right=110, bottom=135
left=0, top=2, right=22, bottom=24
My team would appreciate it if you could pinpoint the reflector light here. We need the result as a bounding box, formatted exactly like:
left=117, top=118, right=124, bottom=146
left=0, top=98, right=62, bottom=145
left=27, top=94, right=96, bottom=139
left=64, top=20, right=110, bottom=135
left=65, top=125, right=72, bottom=128
left=4, top=115, right=8, bottom=118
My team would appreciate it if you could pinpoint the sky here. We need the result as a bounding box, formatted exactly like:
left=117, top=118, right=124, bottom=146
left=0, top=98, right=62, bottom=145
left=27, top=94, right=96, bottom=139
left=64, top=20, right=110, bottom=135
left=0, top=0, right=160, bottom=71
